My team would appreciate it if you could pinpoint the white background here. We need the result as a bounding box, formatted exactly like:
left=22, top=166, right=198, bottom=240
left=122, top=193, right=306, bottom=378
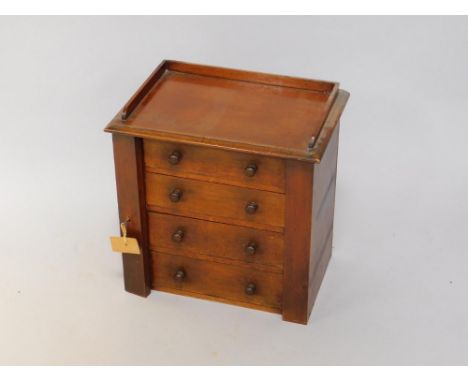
left=1, top=16, right=467, bottom=365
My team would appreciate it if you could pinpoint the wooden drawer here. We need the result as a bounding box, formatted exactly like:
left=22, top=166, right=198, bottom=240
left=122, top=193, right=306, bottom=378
left=144, top=140, right=285, bottom=193
left=148, top=212, right=283, bottom=271
left=145, top=173, right=285, bottom=231
left=152, top=252, right=283, bottom=310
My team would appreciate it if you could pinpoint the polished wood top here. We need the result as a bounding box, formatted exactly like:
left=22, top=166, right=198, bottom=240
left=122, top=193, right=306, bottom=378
left=105, top=60, right=349, bottom=162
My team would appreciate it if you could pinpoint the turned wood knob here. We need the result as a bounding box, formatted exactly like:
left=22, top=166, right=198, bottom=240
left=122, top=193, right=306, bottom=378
left=169, top=188, right=183, bottom=202
left=173, top=268, right=186, bottom=281
left=245, top=282, right=256, bottom=295
left=172, top=229, right=185, bottom=242
left=244, top=163, right=257, bottom=177
left=168, top=150, right=182, bottom=165
left=245, top=242, right=257, bottom=255
left=245, top=201, right=258, bottom=214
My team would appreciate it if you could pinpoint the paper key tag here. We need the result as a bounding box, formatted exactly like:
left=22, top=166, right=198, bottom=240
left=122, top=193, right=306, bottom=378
left=109, top=236, right=141, bottom=255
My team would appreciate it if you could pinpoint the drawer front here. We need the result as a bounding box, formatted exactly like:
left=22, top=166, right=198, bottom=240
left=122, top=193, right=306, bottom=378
left=148, top=212, right=284, bottom=270
left=152, top=252, right=283, bottom=309
left=144, top=140, right=285, bottom=193
left=146, top=173, right=285, bottom=230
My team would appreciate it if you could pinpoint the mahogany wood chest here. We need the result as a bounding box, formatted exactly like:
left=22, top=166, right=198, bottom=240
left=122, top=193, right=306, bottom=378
left=105, top=60, right=349, bottom=324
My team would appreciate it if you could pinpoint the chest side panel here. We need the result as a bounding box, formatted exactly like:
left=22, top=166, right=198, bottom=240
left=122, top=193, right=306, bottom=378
left=308, top=124, right=340, bottom=316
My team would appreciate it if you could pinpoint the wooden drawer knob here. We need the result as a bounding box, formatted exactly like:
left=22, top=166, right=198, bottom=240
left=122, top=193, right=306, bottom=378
left=244, top=163, right=257, bottom=177
left=169, top=188, right=183, bottom=202
left=168, top=150, right=182, bottom=165
left=172, top=229, right=185, bottom=242
left=245, top=242, right=257, bottom=255
left=245, top=282, right=256, bottom=295
left=173, top=268, right=186, bottom=281
left=245, top=201, right=258, bottom=214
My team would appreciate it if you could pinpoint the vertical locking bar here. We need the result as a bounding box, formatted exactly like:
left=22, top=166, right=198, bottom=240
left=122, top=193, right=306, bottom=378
left=112, top=134, right=151, bottom=297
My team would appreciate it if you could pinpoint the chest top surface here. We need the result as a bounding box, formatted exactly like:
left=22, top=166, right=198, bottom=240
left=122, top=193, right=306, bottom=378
left=105, top=60, right=349, bottom=162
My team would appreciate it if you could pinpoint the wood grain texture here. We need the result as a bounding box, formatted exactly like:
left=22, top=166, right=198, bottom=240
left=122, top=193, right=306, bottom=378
left=121, top=60, right=169, bottom=120
left=281, top=124, right=340, bottom=324
left=148, top=212, right=284, bottom=271
left=308, top=124, right=340, bottom=317
left=104, top=60, right=343, bottom=161
left=282, top=160, right=314, bottom=324
left=166, top=60, right=337, bottom=93
left=152, top=251, right=283, bottom=310
left=144, top=139, right=285, bottom=193
left=145, top=173, right=285, bottom=231
left=310, top=90, right=349, bottom=162
left=154, top=287, right=281, bottom=314
left=128, top=70, right=331, bottom=153
left=112, top=134, right=151, bottom=297
left=105, top=60, right=349, bottom=323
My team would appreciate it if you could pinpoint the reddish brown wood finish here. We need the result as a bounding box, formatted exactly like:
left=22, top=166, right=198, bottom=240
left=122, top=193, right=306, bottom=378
left=105, top=60, right=346, bottom=162
left=282, top=124, right=340, bottom=324
left=145, top=173, right=285, bottom=231
left=282, top=160, right=314, bottom=324
left=148, top=212, right=284, bottom=271
left=105, top=60, right=349, bottom=324
left=112, top=134, right=151, bottom=296
left=121, top=60, right=169, bottom=120
left=124, top=70, right=332, bottom=154
left=309, top=91, right=349, bottom=162
left=144, top=139, right=285, bottom=193
left=308, top=124, right=340, bottom=317
left=166, top=60, right=336, bottom=94
left=152, top=251, right=283, bottom=310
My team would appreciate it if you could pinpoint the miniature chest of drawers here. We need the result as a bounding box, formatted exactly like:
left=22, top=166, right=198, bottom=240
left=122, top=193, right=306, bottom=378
left=105, top=60, right=349, bottom=324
